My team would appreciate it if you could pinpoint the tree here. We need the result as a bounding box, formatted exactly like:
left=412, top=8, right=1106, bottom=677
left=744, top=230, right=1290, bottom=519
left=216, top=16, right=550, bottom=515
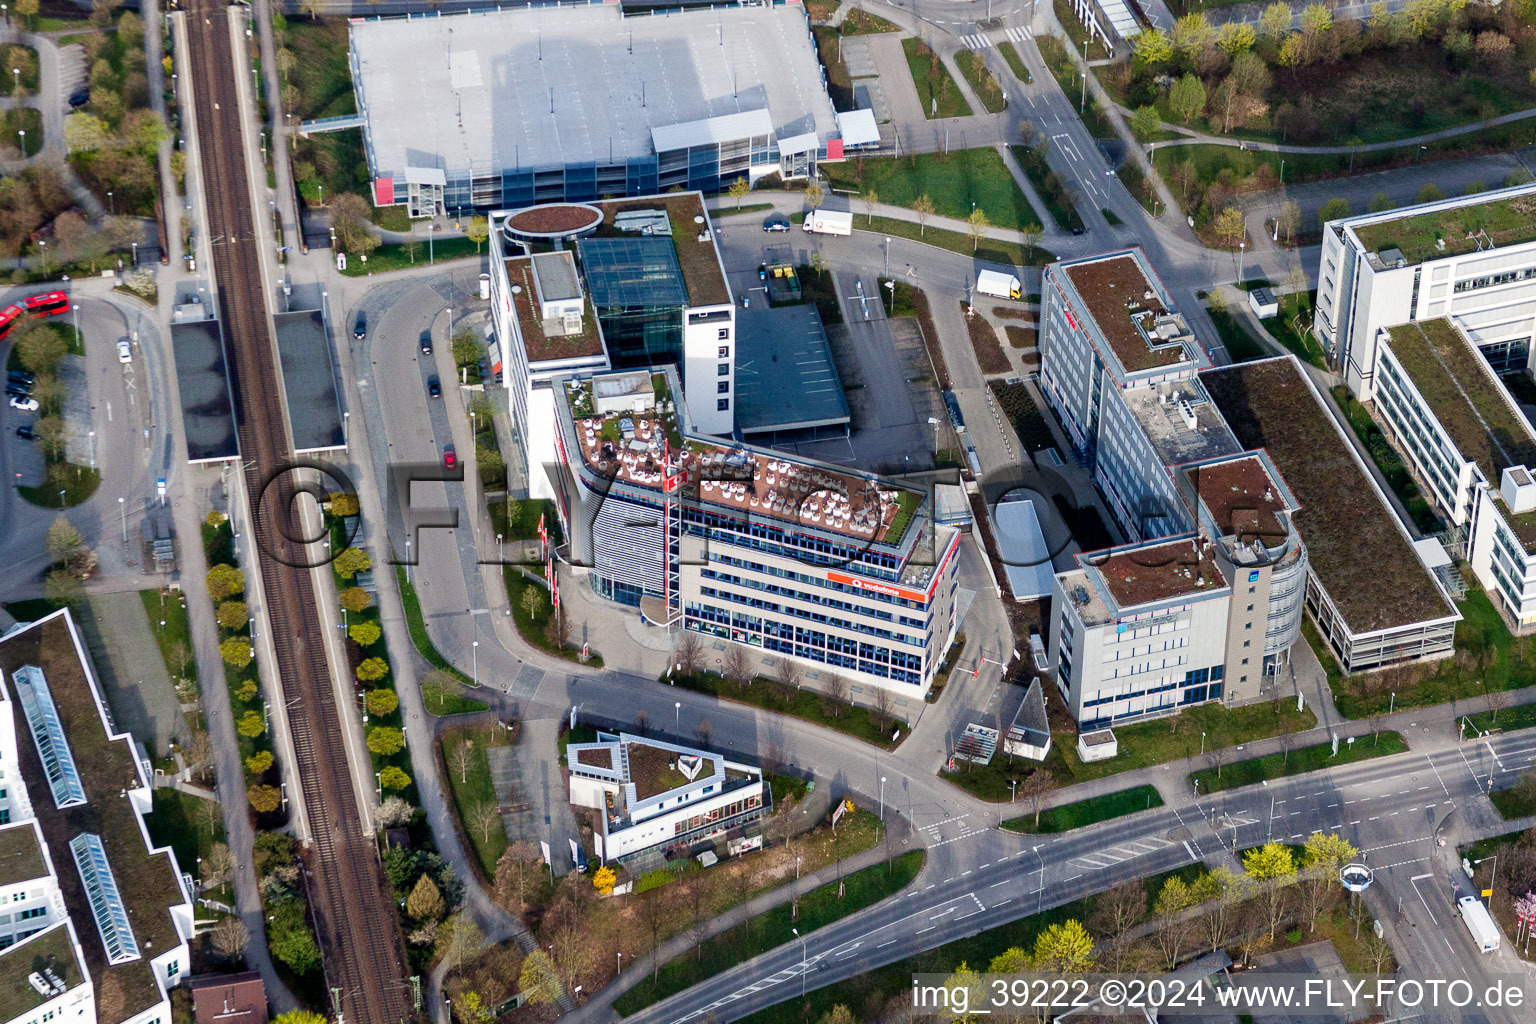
left=356, top=656, right=389, bottom=682
left=217, top=600, right=249, bottom=630
left=1168, top=74, right=1207, bottom=125
left=45, top=516, right=82, bottom=562
left=673, top=630, right=703, bottom=677
left=987, top=946, right=1032, bottom=973
left=494, top=841, right=542, bottom=912
left=452, top=330, right=481, bottom=366
left=822, top=672, right=850, bottom=718
left=1244, top=841, right=1297, bottom=941
left=407, top=873, right=445, bottom=921
left=1258, top=2, right=1293, bottom=42
left=1299, top=2, right=1333, bottom=38
left=14, top=325, right=67, bottom=374
left=245, top=750, right=274, bottom=775
left=722, top=643, right=752, bottom=689
left=211, top=917, right=250, bottom=960
left=452, top=991, right=494, bottom=1024
left=1216, top=21, right=1256, bottom=55
left=64, top=112, right=111, bottom=153
left=204, top=842, right=235, bottom=889
left=1087, top=880, right=1145, bottom=971
left=338, top=586, right=372, bottom=613
left=333, top=546, right=372, bottom=578
left=1153, top=875, right=1196, bottom=968
left=378, top=795, right=415, bottom=827
left=247, top=784, right=282, bottom=813
left=436, top=913, right=483, bottom=976
left=1171, top=12, right=1215, bottom=57
left=592, top=865, right=616, bottom=894
left=349, top=621, right=382, bottom=648
left=206, top=563, right=246, bottom=601
left=1300, top=832, right=1358, bottom=928
left=728, top=177, right=751, bottom=209
left=273, top=1014, right=327, bottom=1024
left=1277, top=32, right=1309, bottom=72
left=1032, top=919, right=1095, bottom=972
left=464, top=215, right=489, bottom=253
left=469, top=802, right=502, bottom=848
left=1020, top=769, right=1057, bottom=827
left=186, top=730, right=213, bottom=780
left=1213, top=207, right=1246, bottom=250
left=1132, top=27, right=1173, bottom=66
left=1368, top=191, right=1393, bottom=213
left=236, top=679, right=259, bottom=702
left=520, top=585, right=545, bottom=621
left=775, top=655, right=801, bottom=691
left=803, top=181, right=824, bottom=210
left=367, top=726, right=404, bottom=756
left=965, top=208, right=990, bottom=251
left=872, top=685, right=896, bottom=735
left=42, top=568, right=81, bottom=607
left=861, top=189, right=879, bottom=225
left=519, top=948, right=562, bottom=1004
left=449, top=741, right=476, bottom=784
left=379, top=765, right=411, bottom=790
left=221, top=637, right=254, bottom=669
left=365, top=687, right=398, bottom=715
left=1194, top=867, right=1247, bottom=951
left=1317, top=197, right=1352, bottom=228
left=237, top=710, right=265, bottom=738
left=13, top=0, right=38, bottom=25
left=817, top=1008, right=858, bottom=1024
left=913, top=193, right=936, bottom=236
left=330, top=192, right=380, bottom=257
left=1415, top=182, right=1446, bottom=204
left=1130, top=105, right=1162, bottom=138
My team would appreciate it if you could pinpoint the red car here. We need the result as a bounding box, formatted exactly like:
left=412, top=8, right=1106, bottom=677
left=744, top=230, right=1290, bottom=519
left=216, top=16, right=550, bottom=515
left=21, top=291, right=69, bottom=318
left=443, top=446, right=457, bottom=470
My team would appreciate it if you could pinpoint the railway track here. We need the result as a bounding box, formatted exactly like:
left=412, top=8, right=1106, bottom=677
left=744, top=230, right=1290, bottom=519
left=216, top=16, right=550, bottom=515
left=181, top=2, right=411, bottom=1019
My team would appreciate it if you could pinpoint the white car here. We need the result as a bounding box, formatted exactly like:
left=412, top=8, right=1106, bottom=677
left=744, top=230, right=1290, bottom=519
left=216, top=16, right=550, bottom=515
left=117, top=340, right=133, bottom=363
left=9, top=396, right=39, bottom=412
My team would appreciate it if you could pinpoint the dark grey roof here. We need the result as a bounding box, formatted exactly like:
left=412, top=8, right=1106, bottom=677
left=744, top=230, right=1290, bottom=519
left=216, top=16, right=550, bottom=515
left=532, top=251, right=582, bottom=303
left=273, top=310, right=345, bottom=453
left=734, top=304, right=850, bottom=434
left=579, top=237, right=688, bottom=310
left=169, top=319, right=239, bottom=463
left=1008, top=677, right=1050, bottom=746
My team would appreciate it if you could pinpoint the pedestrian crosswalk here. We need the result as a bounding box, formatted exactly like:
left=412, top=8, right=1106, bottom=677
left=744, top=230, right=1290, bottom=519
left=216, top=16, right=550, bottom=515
left=962, top=25, right=1032, bottom=51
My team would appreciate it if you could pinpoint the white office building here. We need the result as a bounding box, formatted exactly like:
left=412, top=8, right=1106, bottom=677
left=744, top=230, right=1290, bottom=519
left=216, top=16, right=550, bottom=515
left=1315, top=182, right=1536, bottom=399
left=1371, top=317, right=1536, bottom=632
left=0, top=610, right=194, bottom=1024
left=565, top=731, right=767, bottom=868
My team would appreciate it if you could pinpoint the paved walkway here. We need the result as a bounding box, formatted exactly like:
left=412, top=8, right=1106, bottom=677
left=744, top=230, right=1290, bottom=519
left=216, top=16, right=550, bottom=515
left=1140, top=103, right=1536, bottom=157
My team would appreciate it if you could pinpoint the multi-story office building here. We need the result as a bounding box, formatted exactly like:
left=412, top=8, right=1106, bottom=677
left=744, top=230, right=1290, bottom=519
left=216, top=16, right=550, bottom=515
left=0, top=609, right=195, bottom=1024
left=346, top=5, right=841, bottom=213
left=488, top=193, right=735, bottom=500
left=1315, top=182, right=1536, bottom=398
left=566, top=731, right=767, bottom=868
left=546, top=366, right=961, bottom=708
left=1370, top=317, right=1536, bottom=632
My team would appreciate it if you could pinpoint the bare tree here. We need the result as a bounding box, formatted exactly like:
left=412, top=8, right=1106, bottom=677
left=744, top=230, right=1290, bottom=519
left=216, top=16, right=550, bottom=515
left=775, top=656, right=801, bottom=691
left=470, top=803, right=503, bottom=849
left=1087, top=881, right=1146, bottom=971
left=1208, top=745, right=1228, bottom=780
left=185, top=731, right=214, bottom=782
left=760, top=742, right=784, bottom=779
left=674, top=631, right=703, bottom=677
left=872, top=686, right=896, bottom=735
left=722, top=644, right=752, bottom=689
left=169, top=639, right=191, bottom=680
left=493, top=841, right=541, bottom=916
left=1488, top=687, right=1510, bottom=725
left=211, top=917, right=250, bottom=961
left=634, top=709, right=649, bottom=735
left=435, top=914, right=484, bottom=978
left=1020, top=770, right=1058, bottom=828
left=696, top=718, right=712, bottom=748
left=449, top=740, right=475, bottom=783
left=203, top=842, right=234, bottom=891
left=822, top=673, right=850, bottom=718
left=1279, top=730, right=1293, bottom=767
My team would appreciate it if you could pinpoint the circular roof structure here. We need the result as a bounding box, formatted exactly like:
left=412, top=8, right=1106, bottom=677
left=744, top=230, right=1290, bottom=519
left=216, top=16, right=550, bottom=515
left=1339, top=863, right=1374, bottom=892
left=503, top=203, right=604, bottom=242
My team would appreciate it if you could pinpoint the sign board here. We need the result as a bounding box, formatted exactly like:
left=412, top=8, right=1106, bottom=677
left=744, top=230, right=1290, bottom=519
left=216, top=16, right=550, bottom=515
left=826, top=570, right=926, bottom=605
left=540, top=840, right=551, bottom=865
left=831, top=799, right=849, bottom=827
left=1483, top=889, right=1494, bottom=899
left=569, top=838, right=581, bottom=866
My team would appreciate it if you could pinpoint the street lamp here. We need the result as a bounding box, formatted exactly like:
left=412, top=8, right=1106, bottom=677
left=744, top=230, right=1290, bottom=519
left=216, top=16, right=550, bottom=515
left=70, top=304, right=79, bottom=345
left=107, top=190, right=113, bottom=215
left=674, top=701, right=681, bottom=731
left=1010, top=778, right=1018, bottom=802
left=792, top=927, right=807, bottom=999
left=1200, top=731, right=1206, bottom=756
left=1079, top=70, right=1086, bottom=112
left=118, top=497, right=126, bottom=542
left=884, top=279, right=894, bottom=315
left=472, top=640, right=479, bottom=687
left=879, top=776, right=886, bottom=821
left=343, top=410, right=349, bottom=446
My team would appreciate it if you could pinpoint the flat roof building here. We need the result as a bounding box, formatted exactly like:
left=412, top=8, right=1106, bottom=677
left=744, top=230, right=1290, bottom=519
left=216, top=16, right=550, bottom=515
left=566, top=731, right=767, bottom=869
left=733, top=304, right=851, bottom=439
left=1315, top=182, right=1536, bottom=398
left=349, top=5, right=841, bottom=213
left=0, top=609, right=194, bottom=1024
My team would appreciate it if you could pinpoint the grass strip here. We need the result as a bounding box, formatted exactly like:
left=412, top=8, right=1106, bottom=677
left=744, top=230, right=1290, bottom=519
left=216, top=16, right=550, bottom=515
left=612, top=851, right=925, bottom=1014
left=954, top=50, right=1007, bottom=114
left=862, top=214, right=1053, bottom=270
left=439, top=724, right=512, bottom=877
left=1205, top=307, right=1268, bottom=362
left=1002, top=783, right=1163, bottom=834
left=903, top=37, right=972, bottom=120
left=670, top=670, right=904, bottom=749
left=1190, top=732, right=1408, bottom=794
left=394, top=565, right=477, bottom=687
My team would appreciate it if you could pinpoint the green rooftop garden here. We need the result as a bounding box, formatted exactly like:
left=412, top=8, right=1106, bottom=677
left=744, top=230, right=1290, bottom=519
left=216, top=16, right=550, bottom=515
left=1351, top=189, right=1536, bottom=266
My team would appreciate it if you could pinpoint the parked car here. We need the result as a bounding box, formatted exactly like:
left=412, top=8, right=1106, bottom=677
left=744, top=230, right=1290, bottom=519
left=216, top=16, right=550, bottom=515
left=5, top=383, right=31, bottom=400
left=427, top=375, right=441, bottom=398
left=420, top=330, right=433, bottom=354
left=442, top=445, right=457, bottom=470
left=117, top=339, right=133, bottom=363
left=1071, top=226, right=1085, bottom=236
left=67, top=88, right=89, bottom=108
left=7, top=370, right=35, bottom=388
left=763, top=213, right=790, bottom=232
left=15, top=425, right=34, bottom=440
left=354, top=312, right=367, bottom=340
left=476, top=357, right=490, bottom=381
left=9, top=396, right=39, bottom=412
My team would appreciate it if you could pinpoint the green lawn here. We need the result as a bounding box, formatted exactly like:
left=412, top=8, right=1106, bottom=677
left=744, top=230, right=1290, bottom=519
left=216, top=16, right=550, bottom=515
left=999, top=42, right=1032, bottom=86
left=1046, top=701, right=1318, bottom=787
left=144, top=789, right=226, bottom=890
left=340, top=235, right=481, bottom=276
left=394, top=565, right=476, bottom=687
left=736, top=864, right=1198, bottom=1024
left=902, top=37, right=972, bottom=120
left=1190, top=732, right=1408, bottom=794
left=1490, top=783, right=1536, bottom=821
left=139, top=587, right=199, bottom=692
left=1002, top=784, right=1163, bottom=834
left=439, top=724, right=512, bottom=878
left=1330, top=385, right=1437, bottom=533
left=670, top=669, right=905, bottom=749
left=861, top=213, right=1054, bottom=269
left=1205, top=307, right=1268, bottom=362
left=1010, top=144, right=1083, bottom=232
left=19, top=461, right=100, bottom=509
left=1331, top=584, right=1527, bottom=719
left=421, top=675, right=489, bottom=716
left=1259, top=292, right=1329, bottom=370
left=822, top=148, right=1041, bottom=230
left=503, top=567, right=603, bottom=666
left=812, top=27, right=856, bottom=112
left=1116, top=160, right=1160, bottom=215
left=283, top=19, right=356, bottom=120
left=954, top=50, right=1007, bottom=114
left=612, top=851, right=925, bottom=1015
left=0, top=108, right=42, bottom=157
left=840, top=8, right=899, bottom=34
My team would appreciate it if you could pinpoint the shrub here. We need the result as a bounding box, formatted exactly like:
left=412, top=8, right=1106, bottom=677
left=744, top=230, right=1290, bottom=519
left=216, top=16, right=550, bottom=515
left=328, top=492, right=359, bottom=517
left=237, top=709, right=265, bottom=738
left=206, top=563, right=246, bottom=601
left=235, top=678, right=258, bottom=702
left=349, top=621, right=382, bottom=647
left=356, top=656, right=389, bottom=682
left=245, top=750, right=274, bottom=775
left=365, top=688, right=398, bottom=716
left=216, top=600, right=249, bottom=630
left=333, top=546, right=372, bottom=578
left=247, top=784, right=282, bottom=813
left=338, top=586, right=372, bottom=613
left=367, top=726, right=404, bottom=756
left=379, top=765, right=411, bottom=790
left=220, top=637, right=253, bottom=669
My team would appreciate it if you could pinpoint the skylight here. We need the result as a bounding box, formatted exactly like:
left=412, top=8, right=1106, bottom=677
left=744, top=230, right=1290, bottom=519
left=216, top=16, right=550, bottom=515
left=10, top=667, right=86, bottom=809
left=69, top=833, right=140, bottom=965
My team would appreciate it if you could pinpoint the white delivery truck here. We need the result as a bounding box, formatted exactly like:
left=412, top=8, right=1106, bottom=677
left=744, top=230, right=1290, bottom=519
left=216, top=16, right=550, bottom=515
left=802, top=209, right=853, bottom=236
left=1458, top=895, right=1501, bottom=953
left=976, top=270, right=1023, bottom=300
